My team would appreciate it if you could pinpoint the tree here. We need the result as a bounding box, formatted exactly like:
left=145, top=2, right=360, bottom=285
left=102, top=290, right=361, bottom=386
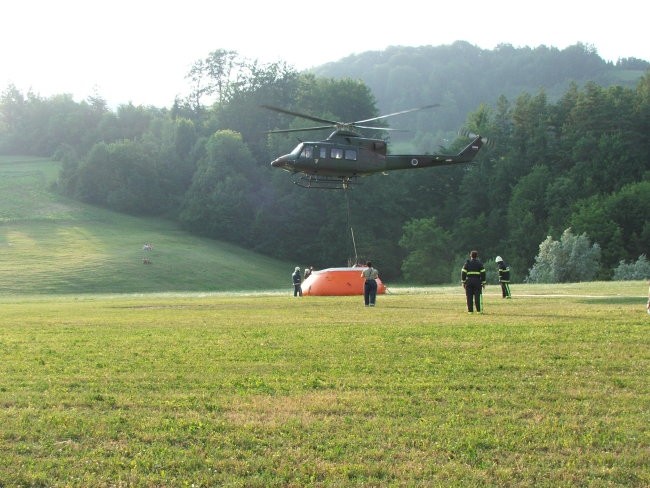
left=154, top=117, right=199, bottom=199
left=613, top=255, right=650, bottom=281
left=185, top=49, right=238, bottom=110
left=179, top=130, right=257, bottom=244
left=399, top=217, right=454, bottom=284
left=527, top=228, right=601, bottom=283
left=506, top=165, right=552, bottom=272
left=570, top=181, right=650, bottom=271
left=75, top=140, right=165, bottom=215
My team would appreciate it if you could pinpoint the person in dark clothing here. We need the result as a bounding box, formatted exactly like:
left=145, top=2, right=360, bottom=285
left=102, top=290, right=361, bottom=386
left=461, top=250, right=486, bottom=313
left=495, top=256, right=512, bottom=298
left=360, top=261, right=379, bottom=306
left=292, top=266, right=302, bottom=297
left=304, top=266, right=313, bottom=281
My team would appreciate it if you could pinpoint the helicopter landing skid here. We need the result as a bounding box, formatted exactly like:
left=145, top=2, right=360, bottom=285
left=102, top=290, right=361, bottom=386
left=292, top=174, right=360, bottom=190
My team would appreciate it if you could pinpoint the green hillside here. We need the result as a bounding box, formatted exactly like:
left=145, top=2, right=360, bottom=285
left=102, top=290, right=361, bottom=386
left=0, top=156, right=292, bottom=294
left=313, top=42, right=649, bottom=133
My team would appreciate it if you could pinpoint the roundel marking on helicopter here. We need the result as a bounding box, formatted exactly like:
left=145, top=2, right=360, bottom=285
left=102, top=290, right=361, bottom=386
left=410, top=158, right=419, bottom=166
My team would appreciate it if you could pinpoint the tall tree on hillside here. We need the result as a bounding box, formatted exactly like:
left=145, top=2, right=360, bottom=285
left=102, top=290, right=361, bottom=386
left=482, top=95, right=514, bottom=212
left=214, top=60, right=299, bottom=162
left=180, top=130, right=257, bottom=244
left=185, top=49, right=238, bottom=110
left=0, top=88, right=110, bottom=156
left=399, top=216, right=454, bottom=284
left=75, top=140, right=165, bottom=214
left=0, top=85, right=29, bottom=154
left=506, top=165, right=553, bottom=272
left=570, top=180, right=650, bottom=272
left=145, top=117, right=200, bottom=204
left=510, top=91, right=553, bottom=173
left=636, top=72, right=650, bottom=130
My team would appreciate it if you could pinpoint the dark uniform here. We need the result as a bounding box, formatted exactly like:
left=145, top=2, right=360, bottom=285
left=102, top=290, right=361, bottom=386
left=461, top=254, right=486, bottom=313
left=496, top=256, right=512, bottom=298
left=361, top=262, right=379, bottom=307
left=292, top=267, right=302, bottom=297
left=304, top=266, right=313, bottom=280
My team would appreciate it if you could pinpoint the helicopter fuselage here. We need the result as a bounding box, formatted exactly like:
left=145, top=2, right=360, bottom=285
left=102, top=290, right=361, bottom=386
left=271, top=131, right=484, bottom=178
left=271, top=131, right=387, bottom=177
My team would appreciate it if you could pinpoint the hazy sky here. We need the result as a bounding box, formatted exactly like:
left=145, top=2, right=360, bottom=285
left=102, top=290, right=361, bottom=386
left=2, top=0, right=648, bottom=108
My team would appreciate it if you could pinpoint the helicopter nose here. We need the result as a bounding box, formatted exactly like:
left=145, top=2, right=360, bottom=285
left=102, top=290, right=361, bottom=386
left=271, top=155, right=290, bottom=169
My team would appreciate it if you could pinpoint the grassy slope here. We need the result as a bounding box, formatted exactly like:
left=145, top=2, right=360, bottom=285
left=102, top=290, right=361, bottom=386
left=0, top=156, right=291, bottom=294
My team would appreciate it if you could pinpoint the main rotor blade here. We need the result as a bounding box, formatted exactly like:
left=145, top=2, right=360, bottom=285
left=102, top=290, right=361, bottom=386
left=265, top=125, right=335, bottom=134
left=261, top=105, right=339, bottom=126
left=353, top=125, right=409, bottom=132
left=262, top=103, right=438, bottom=135
left=354, top=104, right=439, bottom=124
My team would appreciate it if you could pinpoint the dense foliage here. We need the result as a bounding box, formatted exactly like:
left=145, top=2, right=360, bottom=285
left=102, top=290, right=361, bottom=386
left=613, top=255, right=650, bottom=280
left=527, top=229, right=602, bottom=283
left=314, top=41, right=649, bottom=142
left=1, top=44, right=648, bottom=283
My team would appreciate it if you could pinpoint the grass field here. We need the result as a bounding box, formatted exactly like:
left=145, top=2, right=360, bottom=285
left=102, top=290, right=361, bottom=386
left=0, top=156, right=291, bottom=294
left=1, top=282, right=648, bottom=486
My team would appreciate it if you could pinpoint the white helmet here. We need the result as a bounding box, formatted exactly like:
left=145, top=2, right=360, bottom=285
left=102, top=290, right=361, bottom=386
left=495, top=256, right=503, bottom=263
left=295, top=266, right=300, bottom=271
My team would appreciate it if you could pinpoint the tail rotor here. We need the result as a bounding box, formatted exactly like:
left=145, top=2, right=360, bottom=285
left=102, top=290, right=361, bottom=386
left=458, top=128, right=494, bottom=148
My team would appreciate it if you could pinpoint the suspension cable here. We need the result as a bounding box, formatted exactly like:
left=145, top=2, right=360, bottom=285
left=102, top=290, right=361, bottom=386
left=344, top=189, right=358, bottom=265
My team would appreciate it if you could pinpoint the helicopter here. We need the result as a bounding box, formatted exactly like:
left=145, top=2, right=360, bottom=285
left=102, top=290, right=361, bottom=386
left=263, top=104, right=487, bottom=189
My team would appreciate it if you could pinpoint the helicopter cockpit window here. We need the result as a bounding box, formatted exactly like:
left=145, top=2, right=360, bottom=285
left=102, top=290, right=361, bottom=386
left=290, top=144, right=303, bottom=157
left=331, top=148, right=343, bottom=159
left=345, top=149, right=357, bottom=161
left=320, top=147, right=327, bottom=159
left=300, top=146, right=313, bottom=159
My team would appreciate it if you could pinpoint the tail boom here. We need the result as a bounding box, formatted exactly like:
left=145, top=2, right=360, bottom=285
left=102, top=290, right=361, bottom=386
left=384, top=135, right=483, bottom=171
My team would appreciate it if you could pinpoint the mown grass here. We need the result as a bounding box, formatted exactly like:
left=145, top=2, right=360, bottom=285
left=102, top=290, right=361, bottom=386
left=1, top=283, right=648, bottom=486
left=0, top=156, right=291, bottom=294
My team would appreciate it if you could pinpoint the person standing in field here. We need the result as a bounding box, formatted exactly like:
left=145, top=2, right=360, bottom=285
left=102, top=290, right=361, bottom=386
left=646, top=280, right=650, bottom=314
left=495, top=256, right=512, bottom=299
left=360, top=261, right=379, bottom=307
left=292, top=266, right=302, bottom=297
left=461, top=250, right=486, bottom=313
